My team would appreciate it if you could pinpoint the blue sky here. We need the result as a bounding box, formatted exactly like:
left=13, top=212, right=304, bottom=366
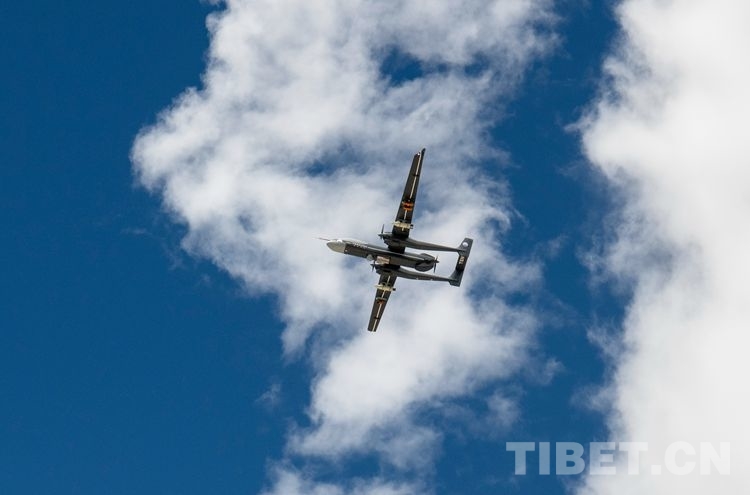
left=3, top=1, right=748, bottom=494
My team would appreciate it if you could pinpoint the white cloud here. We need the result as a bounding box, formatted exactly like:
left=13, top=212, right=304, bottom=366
left=132, top=0, right=553, bottom=490
left=261, top=466, right=423, bottom=495
left=579, top=0, right=750, bottom=491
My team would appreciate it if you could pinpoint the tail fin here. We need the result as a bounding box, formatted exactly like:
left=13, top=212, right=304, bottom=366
left=449, top=238, right=473, bottom=287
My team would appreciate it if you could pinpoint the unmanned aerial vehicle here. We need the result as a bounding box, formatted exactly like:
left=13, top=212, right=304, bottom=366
left=322, top=148, right=473, bottom=332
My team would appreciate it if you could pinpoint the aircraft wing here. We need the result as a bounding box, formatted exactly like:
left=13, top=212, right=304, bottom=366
left=390, top=148, right=425, bottom=249
left=367, top=272, right=397, bottom=332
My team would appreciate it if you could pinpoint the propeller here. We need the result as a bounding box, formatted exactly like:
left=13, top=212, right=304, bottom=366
left=378, top=224, right=385, bottom=238
left=434, top=255, right=439, bottom=273
left=317, top=237, right=332, bottom=241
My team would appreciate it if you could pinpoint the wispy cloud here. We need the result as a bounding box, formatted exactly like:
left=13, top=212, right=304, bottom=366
left=579, top=0, right=750, bottom=491
left=133, top=0, right=554, bottom=490
left=260, top=467, right=423, bottom=495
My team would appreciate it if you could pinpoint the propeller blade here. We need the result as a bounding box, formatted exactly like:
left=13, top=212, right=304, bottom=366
left=317, top=237, right=332, bottom=241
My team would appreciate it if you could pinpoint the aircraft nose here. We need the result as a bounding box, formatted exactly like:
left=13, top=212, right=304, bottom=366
left=326, top=240, right=346, bottom=253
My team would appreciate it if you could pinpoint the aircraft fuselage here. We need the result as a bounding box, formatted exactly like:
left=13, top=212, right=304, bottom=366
left=326, top=239, right=436, bottom=272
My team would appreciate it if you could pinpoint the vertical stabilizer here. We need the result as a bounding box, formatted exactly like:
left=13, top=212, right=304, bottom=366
left=449, top=238, right=473, bottom=287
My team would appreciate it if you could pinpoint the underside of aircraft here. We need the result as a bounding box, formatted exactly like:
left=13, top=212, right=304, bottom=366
left=323, top=148, right=473, bottom=332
